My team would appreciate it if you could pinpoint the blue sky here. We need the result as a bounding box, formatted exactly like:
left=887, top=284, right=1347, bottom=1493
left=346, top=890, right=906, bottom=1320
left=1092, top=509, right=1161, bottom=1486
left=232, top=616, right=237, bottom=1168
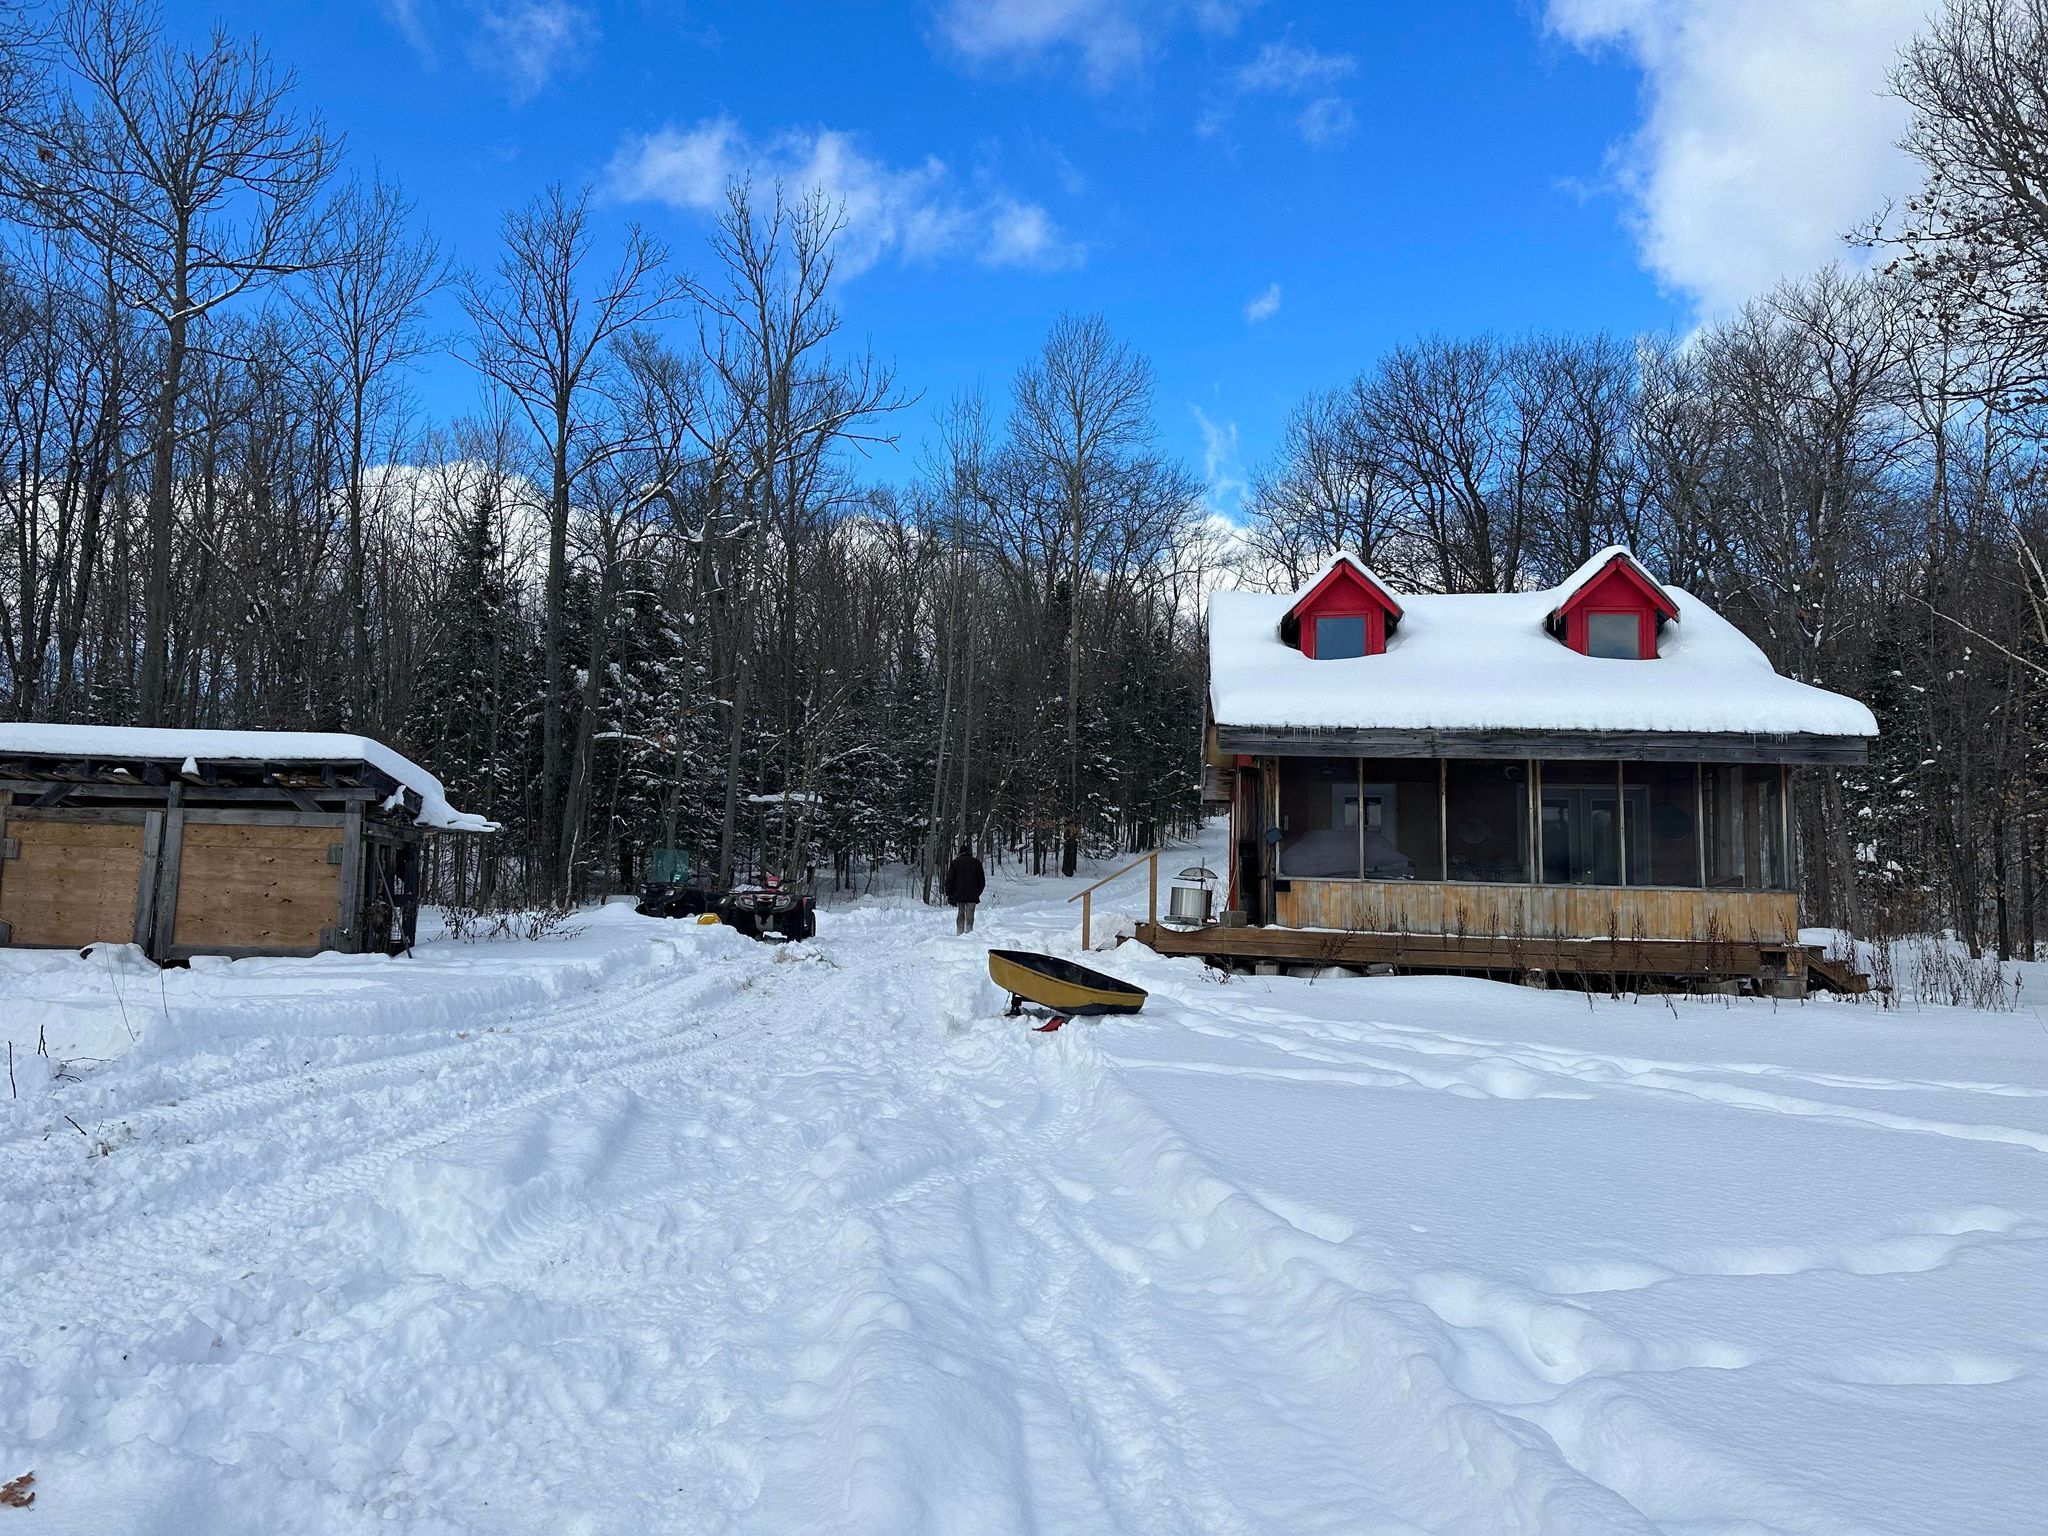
left=183, top=0, right=1927, bottom=507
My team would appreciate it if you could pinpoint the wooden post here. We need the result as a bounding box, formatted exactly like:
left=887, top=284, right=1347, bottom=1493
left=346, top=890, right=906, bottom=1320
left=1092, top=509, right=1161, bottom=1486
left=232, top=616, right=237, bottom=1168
left=133, top=810, right=164, bottom=948
left=0, top=789, right=10, bottom=944
left=337, top=803, right=365, bottom=953
left=1696, top=763, right=1708, bottom=888
left=1438, top=758, right=1449, bottom=882
left=152, top=784, right=186, bottom=962
left=1147, top=850, right=1158, bottom=929
left=1081, top=889, right=1091, bottom=951
left=1615, top=760, right=1627, bottom=887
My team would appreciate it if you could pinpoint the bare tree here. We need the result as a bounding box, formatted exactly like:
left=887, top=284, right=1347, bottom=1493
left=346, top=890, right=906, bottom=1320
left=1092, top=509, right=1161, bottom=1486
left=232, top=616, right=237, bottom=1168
left=1010, top=313, right=1195, bottom=875
left=297, top=173, right=443, bottom=725
left=461, top=182, right=683, bottom=895
left=685, top=181, right=904, bottom=884
left=4, top=0, right=338, bottom=722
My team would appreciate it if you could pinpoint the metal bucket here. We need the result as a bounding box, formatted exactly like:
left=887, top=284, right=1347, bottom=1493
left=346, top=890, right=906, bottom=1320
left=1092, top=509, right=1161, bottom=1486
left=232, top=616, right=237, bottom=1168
left=1167, top=884, right=1213, bottom=925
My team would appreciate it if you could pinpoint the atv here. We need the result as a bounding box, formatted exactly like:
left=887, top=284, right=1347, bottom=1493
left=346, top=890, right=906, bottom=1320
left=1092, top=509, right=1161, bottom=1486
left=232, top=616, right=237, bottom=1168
left=636, top=870, right=816, bottom=942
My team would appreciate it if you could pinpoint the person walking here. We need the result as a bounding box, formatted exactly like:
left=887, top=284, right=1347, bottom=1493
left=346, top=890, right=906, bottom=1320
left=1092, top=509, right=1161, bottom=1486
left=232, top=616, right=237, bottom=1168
left=944, top=839, right=986, bottom=935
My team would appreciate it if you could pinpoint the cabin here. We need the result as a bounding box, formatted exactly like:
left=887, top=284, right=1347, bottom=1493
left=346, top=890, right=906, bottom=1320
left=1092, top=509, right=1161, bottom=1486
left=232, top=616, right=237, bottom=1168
left=0, top=724, right=493, bottom=962
left=1151, top=548, right=1878, bottom=993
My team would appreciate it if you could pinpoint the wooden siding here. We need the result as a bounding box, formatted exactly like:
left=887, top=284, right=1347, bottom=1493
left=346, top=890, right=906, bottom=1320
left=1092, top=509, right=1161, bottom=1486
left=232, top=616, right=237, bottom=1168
left=171, top=822, right=340, bottom=952
left=1272, top=878, right=1797, bottom=946
left=0, top=815, right=147, bottom=947
left=1135, top=921, right=1806, bottom=984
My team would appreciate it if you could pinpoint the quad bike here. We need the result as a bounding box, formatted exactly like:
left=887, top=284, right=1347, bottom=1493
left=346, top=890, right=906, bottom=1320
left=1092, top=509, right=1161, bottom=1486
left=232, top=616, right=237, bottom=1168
left=636, top=870, right=816, bottom=942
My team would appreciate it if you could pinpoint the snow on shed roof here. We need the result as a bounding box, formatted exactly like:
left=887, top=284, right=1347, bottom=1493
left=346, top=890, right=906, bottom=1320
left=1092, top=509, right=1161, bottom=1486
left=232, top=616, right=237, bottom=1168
left=0, top=723, right=497, bottom=832
left=1208, top=568, right=1877, bottom=740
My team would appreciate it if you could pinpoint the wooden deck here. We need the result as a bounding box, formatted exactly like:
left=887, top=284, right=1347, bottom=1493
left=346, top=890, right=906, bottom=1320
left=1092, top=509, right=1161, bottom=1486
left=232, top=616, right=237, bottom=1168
left=1133, top=919, right=1825, bottom=988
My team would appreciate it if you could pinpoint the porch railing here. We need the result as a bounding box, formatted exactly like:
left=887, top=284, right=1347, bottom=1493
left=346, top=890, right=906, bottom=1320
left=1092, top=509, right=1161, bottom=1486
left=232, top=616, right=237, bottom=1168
left=1067, top=849, right=1159, bottom=950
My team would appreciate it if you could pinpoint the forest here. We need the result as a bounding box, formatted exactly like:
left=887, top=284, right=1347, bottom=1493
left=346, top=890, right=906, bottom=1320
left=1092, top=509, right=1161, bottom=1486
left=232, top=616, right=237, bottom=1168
left=0, top=0, right=2043, bottom=958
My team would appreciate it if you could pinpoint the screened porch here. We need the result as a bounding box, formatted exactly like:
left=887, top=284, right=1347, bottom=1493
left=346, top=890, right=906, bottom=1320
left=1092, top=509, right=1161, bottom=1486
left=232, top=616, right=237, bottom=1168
left=1266, top=756, right=1790, bottom=893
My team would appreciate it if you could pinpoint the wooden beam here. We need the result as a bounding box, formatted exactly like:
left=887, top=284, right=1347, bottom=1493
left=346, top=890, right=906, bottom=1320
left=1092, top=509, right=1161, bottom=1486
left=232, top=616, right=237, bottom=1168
left=133, top=811, right=164, bottom=948
left=337, top=803, right=365, bottom=953
left=151, top=783, right=186, bottom=963
left=0, top=780, right=384, bottom=804
left=181, top=809, right=346, bottom=829
left=1214, top=725, right=1870, bottom=765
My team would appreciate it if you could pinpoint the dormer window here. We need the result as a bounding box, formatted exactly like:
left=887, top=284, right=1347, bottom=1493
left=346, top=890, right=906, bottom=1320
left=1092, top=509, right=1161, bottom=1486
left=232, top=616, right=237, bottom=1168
left=1585, top=612, right=1643, bottom=660
left=1315, top=615, right=1368, bottom=659
left=1546, top=547, right=1677, bottom=660
left=1281, top=555, right=1405, bottom=659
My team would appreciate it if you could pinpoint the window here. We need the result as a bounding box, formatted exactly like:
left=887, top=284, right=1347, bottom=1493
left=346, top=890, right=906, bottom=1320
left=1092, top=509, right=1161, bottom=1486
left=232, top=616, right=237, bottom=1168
left=1623, top=763, right=1700, bottom=887
left=1360, top=759, right=1443, bottom=880
left=1444, top=760, right=1529, bottom=883
left=1585, top=612, right=1642, bottom=659
left=1539, top=761, right=1620, bottom=885
left=1314, top=614, right=1367, bottom=659
left=1278, top=757, right=1362, bottom=878
left=1703, top=764, right=1786, bottom=890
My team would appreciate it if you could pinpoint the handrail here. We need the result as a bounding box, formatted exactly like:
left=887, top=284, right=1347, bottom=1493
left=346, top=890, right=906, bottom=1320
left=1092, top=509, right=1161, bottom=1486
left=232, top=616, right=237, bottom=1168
left=1066, top=848, right=1159, bottom=902
left=1065, top=847, right=1160, bottom=950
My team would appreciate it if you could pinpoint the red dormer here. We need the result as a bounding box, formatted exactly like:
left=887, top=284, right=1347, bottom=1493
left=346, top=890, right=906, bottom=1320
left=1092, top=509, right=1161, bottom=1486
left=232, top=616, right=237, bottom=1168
left=1546, top=547, right=1679, bottom=659
left=1280, top=555, right=1405, bottom=658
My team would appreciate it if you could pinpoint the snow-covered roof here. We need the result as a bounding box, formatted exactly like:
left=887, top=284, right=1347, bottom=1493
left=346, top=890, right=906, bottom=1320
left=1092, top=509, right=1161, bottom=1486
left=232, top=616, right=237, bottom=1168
left=0, top=723, right=496, bottom=832
left=1209, top=566, right=1876, bottom=741
left=1283, top=553, right=1405, bottom=621
left=1546, top=545, right=1678, bottom=623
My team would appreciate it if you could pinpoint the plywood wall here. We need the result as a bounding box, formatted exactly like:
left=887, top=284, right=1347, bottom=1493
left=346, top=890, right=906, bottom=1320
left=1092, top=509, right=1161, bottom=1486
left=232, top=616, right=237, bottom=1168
left=0, top=817, right=146, bottom=947
left=171, top=822, right=340, bottom=951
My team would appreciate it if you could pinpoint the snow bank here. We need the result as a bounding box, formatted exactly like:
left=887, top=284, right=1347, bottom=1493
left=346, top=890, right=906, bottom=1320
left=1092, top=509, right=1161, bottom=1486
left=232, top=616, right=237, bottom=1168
left=0, top=722, right=494, bottom=831
left=1209, top=574, right=1878, bottom=738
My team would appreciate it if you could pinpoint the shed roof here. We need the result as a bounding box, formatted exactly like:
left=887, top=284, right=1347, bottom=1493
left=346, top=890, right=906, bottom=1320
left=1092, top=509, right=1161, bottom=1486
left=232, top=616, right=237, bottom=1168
left=0, top=723, right=496, bottom=832
left=1208, top=563, right=1876, bottom=744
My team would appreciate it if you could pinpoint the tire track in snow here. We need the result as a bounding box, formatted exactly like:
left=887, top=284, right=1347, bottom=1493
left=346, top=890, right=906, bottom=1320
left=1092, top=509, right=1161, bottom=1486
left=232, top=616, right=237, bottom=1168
left=0, top=940, right=716, bottom=1175
left=0, top=947, right=848, bottom=1336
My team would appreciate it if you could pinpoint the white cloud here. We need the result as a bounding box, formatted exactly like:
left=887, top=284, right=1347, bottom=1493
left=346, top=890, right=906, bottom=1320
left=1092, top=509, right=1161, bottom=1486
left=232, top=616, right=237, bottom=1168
left=1235, top=40, right=1354, bottom=95
left=1221, top=38, right=1357, bottom=147
left=1244, top=282, right=1281, bottom=323
left=606, top=118, right=1084, bottom=277
left=1296, top=96, right=1355, bottom=147
left=379, top=0, right=436, bottom=65
left=1547, top=0, right=1924, bottom=314
left=936, top=0, right=1246, bottom=87
left=1192, top=404, right=1248, bottom=516
left=380, top=0, right=592, bottom=98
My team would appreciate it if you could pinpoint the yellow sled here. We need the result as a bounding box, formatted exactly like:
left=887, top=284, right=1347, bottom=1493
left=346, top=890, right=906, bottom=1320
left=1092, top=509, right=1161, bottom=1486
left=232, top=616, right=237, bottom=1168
left=988, top=948, right=1147, bottom=1030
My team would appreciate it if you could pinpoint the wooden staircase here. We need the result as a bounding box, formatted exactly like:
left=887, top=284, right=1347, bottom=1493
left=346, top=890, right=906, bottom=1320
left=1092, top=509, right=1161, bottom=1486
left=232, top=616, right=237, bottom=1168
left=1803, top=947, right=1871, bottom=995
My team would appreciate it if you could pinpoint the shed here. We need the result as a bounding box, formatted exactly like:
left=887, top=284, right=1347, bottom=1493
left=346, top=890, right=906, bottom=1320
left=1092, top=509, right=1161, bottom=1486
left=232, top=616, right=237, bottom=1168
left=0, top=725, right=494, bottom=962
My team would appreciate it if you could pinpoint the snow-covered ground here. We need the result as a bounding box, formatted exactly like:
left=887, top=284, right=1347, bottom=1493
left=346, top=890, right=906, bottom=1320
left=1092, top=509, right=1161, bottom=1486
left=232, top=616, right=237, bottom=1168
left=3, top=826, right=2045, bottom=1534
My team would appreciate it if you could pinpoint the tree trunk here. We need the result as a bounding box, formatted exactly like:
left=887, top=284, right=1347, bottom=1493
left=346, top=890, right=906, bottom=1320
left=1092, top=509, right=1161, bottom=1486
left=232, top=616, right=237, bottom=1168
left=542, top=423, right=570, bottom=894
left=137, top=304, right=189, bottom=725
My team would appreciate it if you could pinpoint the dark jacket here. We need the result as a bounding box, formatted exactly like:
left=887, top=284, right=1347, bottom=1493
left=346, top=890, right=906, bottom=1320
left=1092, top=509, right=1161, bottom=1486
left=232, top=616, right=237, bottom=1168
left=943, top=851, right=986, bottom=905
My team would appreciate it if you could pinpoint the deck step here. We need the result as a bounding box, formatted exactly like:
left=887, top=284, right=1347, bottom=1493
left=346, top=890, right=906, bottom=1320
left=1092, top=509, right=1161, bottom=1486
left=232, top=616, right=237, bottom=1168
left=1803, top=947, right=1871, bottom=994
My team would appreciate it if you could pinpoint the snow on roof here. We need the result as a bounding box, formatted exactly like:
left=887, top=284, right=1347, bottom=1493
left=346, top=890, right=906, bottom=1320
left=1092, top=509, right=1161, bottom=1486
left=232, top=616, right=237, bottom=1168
left=1547, top=545, right=1679, bottom=622
left=1209, top=569, right=1877, bottom=739
left=0, top=723, right=497, bottom=832
left=1283, top=553, right=1405, bottom=620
